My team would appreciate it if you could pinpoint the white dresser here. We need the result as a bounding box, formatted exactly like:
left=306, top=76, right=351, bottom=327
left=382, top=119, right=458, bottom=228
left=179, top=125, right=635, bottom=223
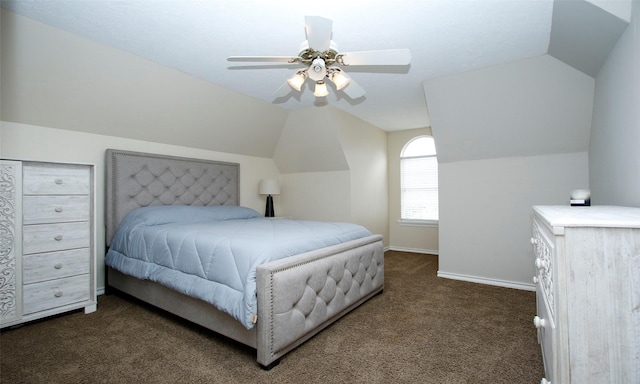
left=0, top=160, right=97, bottom=328
left=531, top=205, right=640, bottom=384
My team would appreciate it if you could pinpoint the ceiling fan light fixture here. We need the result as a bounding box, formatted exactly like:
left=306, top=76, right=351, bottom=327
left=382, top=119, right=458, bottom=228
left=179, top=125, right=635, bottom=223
left=287, top=71, right=307, bottom=91
left=313, top=81, right=329, bottom=97
left=331, top=70, right=350, bottom=90
left=311, top=58, right=325, bottom=73
left=228, top=16, right=411, bottom=101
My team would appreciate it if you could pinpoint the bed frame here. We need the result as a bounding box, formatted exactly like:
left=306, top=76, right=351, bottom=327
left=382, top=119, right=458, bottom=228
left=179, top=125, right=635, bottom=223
left=104, top=149, right=384, bottom=369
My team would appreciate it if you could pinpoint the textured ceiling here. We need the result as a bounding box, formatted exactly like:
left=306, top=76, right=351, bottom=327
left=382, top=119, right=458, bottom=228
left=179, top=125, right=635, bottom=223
left=0, top=1, right=628, bottom=131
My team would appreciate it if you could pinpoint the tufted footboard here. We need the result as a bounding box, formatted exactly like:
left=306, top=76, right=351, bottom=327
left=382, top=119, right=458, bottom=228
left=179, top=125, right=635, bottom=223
left=255, top=234, right=384, bottom=368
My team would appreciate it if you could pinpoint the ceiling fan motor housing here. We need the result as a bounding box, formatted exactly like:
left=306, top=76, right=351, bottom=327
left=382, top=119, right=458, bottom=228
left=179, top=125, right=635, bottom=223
left=308, top=58, right=327, bottom=81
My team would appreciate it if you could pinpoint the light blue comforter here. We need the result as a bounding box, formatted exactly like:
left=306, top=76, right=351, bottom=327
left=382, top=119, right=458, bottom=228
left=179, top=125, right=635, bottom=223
left=105, top=205, right=372, bottom=329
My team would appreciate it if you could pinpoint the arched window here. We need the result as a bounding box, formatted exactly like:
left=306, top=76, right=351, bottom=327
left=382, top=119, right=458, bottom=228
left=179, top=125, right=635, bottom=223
left=400, top=136, right=438, bottom=222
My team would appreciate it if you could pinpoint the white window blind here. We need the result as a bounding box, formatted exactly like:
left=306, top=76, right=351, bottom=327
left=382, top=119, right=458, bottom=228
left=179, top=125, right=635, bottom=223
left=400, top=136, right=438, bottom=221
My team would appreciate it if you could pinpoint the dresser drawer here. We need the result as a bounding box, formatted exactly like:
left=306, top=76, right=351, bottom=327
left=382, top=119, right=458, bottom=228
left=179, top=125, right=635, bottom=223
left=22, top=248, right=90, bottom=284
left=536, top=283, right=555, bottom=383
left=23, top=222, right=90, bottom=255
left=532, top=218, right=555, bottom=321
left=23, top=195, right=90, bottom=225
left=23, top=163, right=90, bottom=195
left=23, top=274, right=90, bottom=314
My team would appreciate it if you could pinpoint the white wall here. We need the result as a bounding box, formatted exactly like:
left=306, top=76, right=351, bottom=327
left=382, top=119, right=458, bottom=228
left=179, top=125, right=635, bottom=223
left=280, top=171, right=351, bottom=222
left=423, top=54, right=595, bottom=288
left=275, top=106, right=389, bottom=241
left=589, top=0, right=640, bottom=207
left=0, top=121, right=281, bottom=293
left=335, top=107, right=389, bottom=240
left=438, top=152, right=588, bottom=288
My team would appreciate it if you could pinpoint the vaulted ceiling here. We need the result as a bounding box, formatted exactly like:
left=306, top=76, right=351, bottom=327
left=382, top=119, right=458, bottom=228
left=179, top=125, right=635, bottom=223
left=0, top=0, right=631, bottom=132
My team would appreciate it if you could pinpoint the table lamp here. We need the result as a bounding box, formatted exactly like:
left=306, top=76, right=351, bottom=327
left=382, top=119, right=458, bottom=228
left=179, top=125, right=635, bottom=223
left=258, top=179, right=280, bottom=217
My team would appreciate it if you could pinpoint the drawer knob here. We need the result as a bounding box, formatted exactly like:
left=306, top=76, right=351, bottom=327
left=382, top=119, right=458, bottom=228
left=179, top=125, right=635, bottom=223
left=533, top=316, right=546, bottom=329
left=530, top=237, right=536, bottom=245
left=55, top=178, right=64, bottom=185
left=532, top=276, right=538, bottom=284
left=55, top=207, right=64, bottom=213
left=54, top=290, right=63, bottom=298
left=54, top=263, right=63, bottom=269
left=535, top=258, right=547, bottom=270
left=541, top=379, right=551, bottom=384
left=54, top=234, right=63, bottom=241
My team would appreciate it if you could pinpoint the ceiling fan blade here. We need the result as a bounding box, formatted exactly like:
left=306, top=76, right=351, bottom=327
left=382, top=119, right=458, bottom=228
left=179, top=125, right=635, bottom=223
left=273, top=81, right=294, bottom=98
left=327, top=71, right=366, bottom=99
left=305, top=16, right=333, bottom=51
left=339, top=75, right=366, bottom=99
left=227, top=56, right=298, bottom=63
left=338, top=49, right=411, bottom=66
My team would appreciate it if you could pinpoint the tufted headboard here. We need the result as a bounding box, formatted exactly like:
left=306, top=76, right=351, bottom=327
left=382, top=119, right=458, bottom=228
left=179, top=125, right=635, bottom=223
left=105, top=149, right=240, bottom=246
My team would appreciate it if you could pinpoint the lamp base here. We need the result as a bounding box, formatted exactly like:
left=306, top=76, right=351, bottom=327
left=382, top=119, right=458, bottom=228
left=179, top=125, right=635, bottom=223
left=265, top=195, right=275, bottom=217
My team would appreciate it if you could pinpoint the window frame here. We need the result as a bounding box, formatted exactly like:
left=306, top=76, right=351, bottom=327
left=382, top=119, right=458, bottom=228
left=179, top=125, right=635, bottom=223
left=398, top=135, right=439, bottom=227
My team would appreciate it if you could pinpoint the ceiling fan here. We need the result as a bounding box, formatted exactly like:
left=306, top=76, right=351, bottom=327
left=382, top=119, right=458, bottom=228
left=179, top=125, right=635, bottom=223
left=227, top=16, right=411, bottom=99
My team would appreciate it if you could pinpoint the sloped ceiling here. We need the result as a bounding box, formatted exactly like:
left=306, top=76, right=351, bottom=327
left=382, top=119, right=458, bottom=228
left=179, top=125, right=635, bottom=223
left=423, top=54, right=596, bottom=163
left=273, top=107, right=350, bottom=174
left=0, top=0, right=630, bottom=133
left=1, top=0, right=631, bottom=135
left=550, top=0, right=630, bottom=77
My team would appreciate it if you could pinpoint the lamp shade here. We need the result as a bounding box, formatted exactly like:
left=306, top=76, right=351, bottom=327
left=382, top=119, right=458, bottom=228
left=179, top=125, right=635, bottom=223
left=331, top=70, right=350, bottom=90
left=313, top=81, right=329, bottom=97
left=287, top=72, right=306, bottom=91
left=258, top=179, right=280, bottom=195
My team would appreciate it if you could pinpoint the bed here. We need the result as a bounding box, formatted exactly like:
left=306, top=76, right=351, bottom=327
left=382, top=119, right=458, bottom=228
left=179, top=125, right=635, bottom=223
left=104, top=149, right=384, bottom=369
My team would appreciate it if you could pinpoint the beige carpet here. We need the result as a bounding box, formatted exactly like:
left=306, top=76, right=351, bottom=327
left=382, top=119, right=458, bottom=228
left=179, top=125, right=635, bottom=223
left=0, top=251, right=544, bottom=383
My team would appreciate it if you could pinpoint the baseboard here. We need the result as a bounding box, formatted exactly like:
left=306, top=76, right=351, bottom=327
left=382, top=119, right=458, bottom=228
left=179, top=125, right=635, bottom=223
left=437, top=271, right=535, bottom=291
left=386, top=246, right=439, bottom=255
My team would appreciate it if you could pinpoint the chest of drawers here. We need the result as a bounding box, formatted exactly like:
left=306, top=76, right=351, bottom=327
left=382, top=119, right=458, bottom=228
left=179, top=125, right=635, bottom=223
left=0, top=160, right=96, bottom=328
left=531, top=205, right=640, bottom=384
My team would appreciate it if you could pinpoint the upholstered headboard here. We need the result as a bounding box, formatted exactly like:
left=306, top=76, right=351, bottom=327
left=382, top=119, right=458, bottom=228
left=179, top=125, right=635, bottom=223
left=105, top=149, right=240, bottom=246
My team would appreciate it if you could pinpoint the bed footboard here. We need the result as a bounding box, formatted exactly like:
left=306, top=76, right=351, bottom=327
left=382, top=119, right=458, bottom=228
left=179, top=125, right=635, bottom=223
left=255, top=234, right=384, bottom=367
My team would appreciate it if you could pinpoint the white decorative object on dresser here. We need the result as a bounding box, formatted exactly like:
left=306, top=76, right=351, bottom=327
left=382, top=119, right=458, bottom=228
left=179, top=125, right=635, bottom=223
left=0, top=160, right=97, bottom=328
left=531, top=205, right=640, bottom=384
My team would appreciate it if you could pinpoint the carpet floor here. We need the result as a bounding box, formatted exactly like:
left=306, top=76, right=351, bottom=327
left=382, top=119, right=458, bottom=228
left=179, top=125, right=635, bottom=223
left=0, top=251, right=544, bottom=383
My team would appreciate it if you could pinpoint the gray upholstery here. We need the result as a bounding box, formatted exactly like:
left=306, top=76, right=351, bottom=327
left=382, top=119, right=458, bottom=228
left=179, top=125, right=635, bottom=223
left=104, top=149, right=384, bottom=368
left=105, top=149, right=239, bottom=246
left=107, top=267, right=258, bottom=348
left=256, top=234, right=384, bottom=366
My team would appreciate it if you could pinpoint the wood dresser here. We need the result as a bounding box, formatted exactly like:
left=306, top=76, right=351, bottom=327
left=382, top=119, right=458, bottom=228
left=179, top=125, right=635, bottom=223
left=531, top=205, right=640, bottom=384
left=1, top=160, right=97, bottom=328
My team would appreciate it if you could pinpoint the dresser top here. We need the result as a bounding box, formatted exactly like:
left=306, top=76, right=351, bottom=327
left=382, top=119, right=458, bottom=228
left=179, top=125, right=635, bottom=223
left=533, top=205, right=640, bottom=229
